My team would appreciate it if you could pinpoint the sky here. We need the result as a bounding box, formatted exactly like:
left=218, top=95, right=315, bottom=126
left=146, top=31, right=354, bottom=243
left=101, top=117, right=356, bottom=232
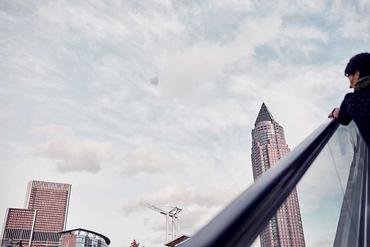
left=0, top=0, right=369, bottom=246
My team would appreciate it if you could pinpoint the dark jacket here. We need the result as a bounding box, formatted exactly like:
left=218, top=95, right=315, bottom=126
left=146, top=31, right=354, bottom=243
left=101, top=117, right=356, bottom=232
left=338, top=76, right=370, bottom=148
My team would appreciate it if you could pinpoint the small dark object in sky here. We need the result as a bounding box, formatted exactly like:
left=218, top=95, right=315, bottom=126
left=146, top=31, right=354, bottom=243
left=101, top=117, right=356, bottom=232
left=150, top=76, right=159, bottom=86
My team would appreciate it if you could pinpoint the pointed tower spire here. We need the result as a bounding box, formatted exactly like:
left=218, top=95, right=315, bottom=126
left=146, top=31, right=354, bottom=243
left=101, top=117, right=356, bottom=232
left=255, top=102, right=275, bottom=126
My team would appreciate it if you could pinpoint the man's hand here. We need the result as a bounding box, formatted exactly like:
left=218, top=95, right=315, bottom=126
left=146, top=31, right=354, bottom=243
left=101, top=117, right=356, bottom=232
left=328, top=108, right=340, bottom=119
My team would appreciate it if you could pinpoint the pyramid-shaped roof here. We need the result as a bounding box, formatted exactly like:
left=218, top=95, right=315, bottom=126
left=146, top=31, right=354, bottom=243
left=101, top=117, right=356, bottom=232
left=255, top=102, right=275, bottom=126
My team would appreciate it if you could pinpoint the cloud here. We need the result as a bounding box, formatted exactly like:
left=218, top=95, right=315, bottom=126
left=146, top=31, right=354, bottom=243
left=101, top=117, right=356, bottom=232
left=120, top=148, right=180, bottom=176
left=339, top=11, right=370, bottom=40
left=330, top=0, right=370, bottom=40
left=36, top=1, right=130, bottom=44
left=276, top=25, right=328, bottom=58
left=0, top=107, right=14, bottom=122
left=30, top=125, right=71, bottom=139
left=155, top=15, right=282, bottom=97
left=1, top=1, right=368, bottom=247
left=32, top=125, right=110, bottom=173
left=212, top=0, right=255, bottom=12
left=141, top=186, right=235, bottom=208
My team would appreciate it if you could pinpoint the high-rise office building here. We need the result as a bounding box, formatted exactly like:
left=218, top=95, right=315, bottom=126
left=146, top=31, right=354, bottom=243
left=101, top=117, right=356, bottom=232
left=1, top=181, right=71, bottom=247
left=251, top=103, right=305, bottom=247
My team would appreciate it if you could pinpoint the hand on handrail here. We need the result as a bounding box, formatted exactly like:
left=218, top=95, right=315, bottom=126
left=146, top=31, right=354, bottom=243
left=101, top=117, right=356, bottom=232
left=328, top=108, right=340, bottom=119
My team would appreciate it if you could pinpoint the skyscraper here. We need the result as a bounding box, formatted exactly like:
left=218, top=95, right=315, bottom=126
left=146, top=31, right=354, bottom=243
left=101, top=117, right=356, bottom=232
left=251, top=103, right=305, bottom=247
left=1, top=181, right=71, bottom=247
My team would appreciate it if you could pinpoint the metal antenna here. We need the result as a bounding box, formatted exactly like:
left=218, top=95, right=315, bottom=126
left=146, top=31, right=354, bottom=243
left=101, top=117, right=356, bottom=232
left=143, top=203, right=182, bottom=243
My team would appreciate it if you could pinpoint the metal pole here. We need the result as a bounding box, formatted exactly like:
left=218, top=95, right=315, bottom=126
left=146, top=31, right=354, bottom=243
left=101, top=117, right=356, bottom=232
left=172, top=216, right=175, bottom=240
left=166, top=213, right=169, bottom=243
left=29, top=210, right=37, bottom=247
left=176, top=216, right=180, bottom=238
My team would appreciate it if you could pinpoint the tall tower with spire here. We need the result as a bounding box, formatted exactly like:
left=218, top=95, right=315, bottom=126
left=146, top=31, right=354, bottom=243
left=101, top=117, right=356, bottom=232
left=251, top=103, right=305, bottom=247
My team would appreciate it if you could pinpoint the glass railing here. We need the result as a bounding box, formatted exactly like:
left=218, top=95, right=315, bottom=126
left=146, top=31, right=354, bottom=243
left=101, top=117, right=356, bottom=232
left=298, top=122, right=369, bottom=247
left=297, top=124, right=356, bottom=247
left=178, top=120, right=369, bottom=247
left=333, top=123, right=369, bottom=247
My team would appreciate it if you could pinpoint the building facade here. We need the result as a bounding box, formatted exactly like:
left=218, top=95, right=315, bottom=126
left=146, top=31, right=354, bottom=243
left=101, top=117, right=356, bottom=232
left=251, top=103, right=305, bottom=247
left=1, top=181, right=71, bottom=247
left=59, top=228, right=110, bottom=247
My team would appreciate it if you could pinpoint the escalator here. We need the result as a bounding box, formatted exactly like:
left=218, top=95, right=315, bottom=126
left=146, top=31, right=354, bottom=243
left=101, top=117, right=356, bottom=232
left=178, top=120, right=369, bottom=247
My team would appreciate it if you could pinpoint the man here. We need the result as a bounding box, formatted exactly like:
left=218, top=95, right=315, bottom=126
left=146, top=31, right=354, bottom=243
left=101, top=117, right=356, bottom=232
left=329, top=53, right=370, bottom=148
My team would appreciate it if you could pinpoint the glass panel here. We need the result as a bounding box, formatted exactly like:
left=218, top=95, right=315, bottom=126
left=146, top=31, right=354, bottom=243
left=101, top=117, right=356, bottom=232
left=333, top=124, right=369, bottom=246
left=296, top=124, right=357, bottom=246
left=251, top=236, right=260, bottom=247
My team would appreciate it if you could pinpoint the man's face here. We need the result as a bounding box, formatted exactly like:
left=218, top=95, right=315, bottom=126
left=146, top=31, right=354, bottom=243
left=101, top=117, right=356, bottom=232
left=348, top=71, right=360, bottom=88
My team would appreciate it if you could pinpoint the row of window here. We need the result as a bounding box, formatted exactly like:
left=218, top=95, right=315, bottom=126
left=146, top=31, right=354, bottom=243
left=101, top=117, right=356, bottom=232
left=3, top=229, right=60, bottom=242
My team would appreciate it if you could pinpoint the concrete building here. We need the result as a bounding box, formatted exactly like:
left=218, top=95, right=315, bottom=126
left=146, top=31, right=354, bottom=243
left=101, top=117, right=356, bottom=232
left=59, top=228, right=110, bottom=247
left=251, top=103, right=305, bottom=247
left=1, top=181, right=71, bottom=247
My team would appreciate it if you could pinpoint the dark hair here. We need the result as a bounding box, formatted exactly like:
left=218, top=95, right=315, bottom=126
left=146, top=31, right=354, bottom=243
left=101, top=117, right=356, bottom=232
left=344, top=52, right=370, bottom=78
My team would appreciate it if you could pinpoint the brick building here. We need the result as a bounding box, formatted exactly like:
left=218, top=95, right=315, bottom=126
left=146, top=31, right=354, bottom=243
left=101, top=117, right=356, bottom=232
left=1, top=181, right=71, bottom=247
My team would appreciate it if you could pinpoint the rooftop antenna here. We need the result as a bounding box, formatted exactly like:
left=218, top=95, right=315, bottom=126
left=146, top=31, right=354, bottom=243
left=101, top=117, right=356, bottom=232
left=143, top=203, right=182, bottom=243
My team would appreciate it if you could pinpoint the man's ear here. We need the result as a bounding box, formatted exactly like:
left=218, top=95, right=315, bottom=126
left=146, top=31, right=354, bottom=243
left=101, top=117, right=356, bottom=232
left=355, top=71, right=361, bottom=79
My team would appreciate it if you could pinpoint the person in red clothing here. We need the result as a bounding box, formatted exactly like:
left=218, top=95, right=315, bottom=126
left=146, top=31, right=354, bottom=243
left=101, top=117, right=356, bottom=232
left=329, top=53, right=370, bottom=148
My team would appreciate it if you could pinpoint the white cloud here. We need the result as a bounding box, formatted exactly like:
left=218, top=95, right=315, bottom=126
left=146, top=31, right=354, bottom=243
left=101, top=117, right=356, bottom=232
left=340, top=11, right=370, bottom=40
left=293, top=0, right=329, bottom=13
left=155, top=15, right=282, bottom=97
left=0, top=107, right=14, bottom=122
left=30, top=125, right=71, bottom=139
left=330, top=0, right=370, bottom=40
left=1, top=1, right=367, bottom=247
left=120, top=148, right=180, bottom=176
left=262, top=24, right=329, bottom=61
left=36, top=2, right=130, bottom=44
left=211, top=0, right=255, bottom=10
left=32, top=126, right=111, bottom=173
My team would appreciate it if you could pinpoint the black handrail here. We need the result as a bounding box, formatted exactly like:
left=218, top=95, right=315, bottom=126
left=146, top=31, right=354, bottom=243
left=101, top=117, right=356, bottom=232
left=179, top=119, right=339, bottom=247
